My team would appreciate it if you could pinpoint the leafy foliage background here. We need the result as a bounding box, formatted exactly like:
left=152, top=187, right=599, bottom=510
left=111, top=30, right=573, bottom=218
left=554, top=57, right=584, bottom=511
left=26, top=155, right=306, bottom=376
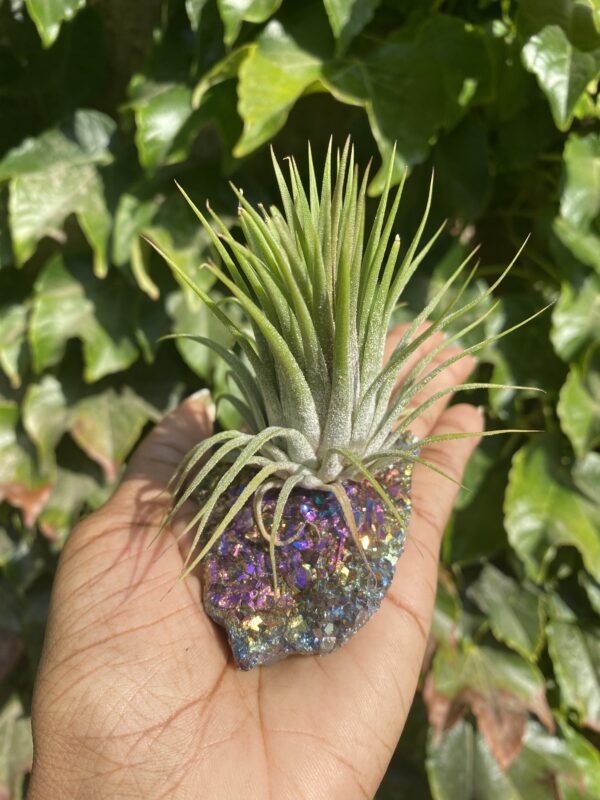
left=0, top=0, right=599, bottom=797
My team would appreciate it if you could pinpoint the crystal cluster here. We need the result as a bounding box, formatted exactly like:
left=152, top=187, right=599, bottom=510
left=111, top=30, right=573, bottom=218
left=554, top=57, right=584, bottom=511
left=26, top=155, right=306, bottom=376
left=198, top=445, right=414, bottom=670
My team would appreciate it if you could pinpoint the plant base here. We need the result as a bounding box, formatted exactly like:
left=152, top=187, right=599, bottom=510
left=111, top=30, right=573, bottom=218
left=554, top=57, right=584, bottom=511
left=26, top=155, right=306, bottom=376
left=198, top=439, right=415, bottom=670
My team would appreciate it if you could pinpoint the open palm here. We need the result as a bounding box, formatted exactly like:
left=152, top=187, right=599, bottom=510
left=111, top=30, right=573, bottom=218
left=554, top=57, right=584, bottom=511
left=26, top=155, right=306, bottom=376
left=28, top=325, right=482, bottom=800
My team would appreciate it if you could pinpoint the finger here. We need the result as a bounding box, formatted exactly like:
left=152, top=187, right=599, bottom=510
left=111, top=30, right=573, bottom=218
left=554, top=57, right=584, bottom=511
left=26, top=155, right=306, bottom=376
left=380, top=403, right=483, bottom=684
left=58, top=391, right=219, bottom=625
left=400, top=349, right=477, bottom=440
left=385, top=323, right=447, bottom=388
left=110, top=389, right=214, bottom=509
left=402, top=403, right=484, bottom=568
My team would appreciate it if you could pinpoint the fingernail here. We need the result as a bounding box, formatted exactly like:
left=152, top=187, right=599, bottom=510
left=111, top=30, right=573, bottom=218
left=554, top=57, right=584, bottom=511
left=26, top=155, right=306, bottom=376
left=476, top=405, right=486, bottom=417
left=185, top=389, right=216, bottom=421
left=187, top=388, right=211, bottom=401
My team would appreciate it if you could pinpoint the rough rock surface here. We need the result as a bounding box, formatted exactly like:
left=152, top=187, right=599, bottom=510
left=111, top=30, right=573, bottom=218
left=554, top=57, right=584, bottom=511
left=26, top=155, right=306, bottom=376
left=199, top=448, right=414, bottom=670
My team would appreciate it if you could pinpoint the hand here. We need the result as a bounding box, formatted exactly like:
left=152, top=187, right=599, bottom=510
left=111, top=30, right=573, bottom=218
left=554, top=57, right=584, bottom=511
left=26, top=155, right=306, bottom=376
left=28, top=325, right=483, bottom=800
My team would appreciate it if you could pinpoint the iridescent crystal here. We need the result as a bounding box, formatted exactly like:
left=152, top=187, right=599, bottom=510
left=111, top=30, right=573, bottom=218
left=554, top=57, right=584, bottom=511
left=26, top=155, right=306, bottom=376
left=198, top=438, right=415, bottom=670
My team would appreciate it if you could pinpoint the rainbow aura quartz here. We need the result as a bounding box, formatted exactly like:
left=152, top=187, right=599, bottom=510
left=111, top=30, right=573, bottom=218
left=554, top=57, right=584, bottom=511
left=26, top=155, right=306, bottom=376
left=198, top=441, right=415, bottom=670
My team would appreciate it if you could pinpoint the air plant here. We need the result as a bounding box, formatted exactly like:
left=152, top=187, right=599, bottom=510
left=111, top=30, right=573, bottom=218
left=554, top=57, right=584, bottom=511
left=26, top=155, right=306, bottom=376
left=146, top=140, right=544, bottom=669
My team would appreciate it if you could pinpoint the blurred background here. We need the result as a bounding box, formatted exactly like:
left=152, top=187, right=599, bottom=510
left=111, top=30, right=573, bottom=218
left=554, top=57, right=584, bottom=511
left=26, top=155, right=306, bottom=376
left=0, top=0, right=599, bottom=797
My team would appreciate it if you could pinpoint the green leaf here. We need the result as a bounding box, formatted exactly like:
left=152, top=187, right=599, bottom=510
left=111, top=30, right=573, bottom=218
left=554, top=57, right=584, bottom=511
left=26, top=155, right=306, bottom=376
left=431, top=643, right=552, bottom=728
left=0, top=399, right=50, bottom=527
left=192, top=46, right=251, bottom=107
left=112, top=191, right=161, bottom=267
left=507, top=719, right=600, bottom=800
left=467, top=565, right=544, bottom=661
left=444, top=442, right=510, bottom=566
left=547, top=596, right=600, bottom=731
left=0, top=110, right=114, bottom=275
left=164, top=288, right=247, bottom=428
left=235, top=12, right=330, bottom=156
left=0, top=188, right=11, bottom=269
left=505, top=435, right=600, bottom=582
left=0, top=696, right=32, bottom=800
left=128, top=78, right=193, bottom=173
left=432, top=115, right=491, bottom=221
left=0, top=304, right=27, bottom=389
left=427, top=720, right=521, bottom=800
left=517, top=0, right=600, bottom=51
left=558, top=365, right=600, bottom=456
left=112, top=181, right=226, bottom=303
left=22, top=375, right=68, bottom=477
left=165, top=289, right=236, bottom=379
left=37, top=467, right=98, bottom=543
left=24, top=0, right=85, bottom=47
left=573, top=451, right=600, bottom=503
left=217, top=0, right=281, bottom=46
left=554, top=132, right=600, bottom=271
left=431, top=570, right=461, bottom=645
left=487, top=293, right=563, bottom=415
left=68, top=388, right=159, bottom=482
left=323, top=0, right=380, bottom=52
left=29, top=255, right=139, bottom=382
left=551, top=272, right=600, bottom=360
left=522, top=25, right=600, bottom=130
left=560, top=132, right=600, bottom=230
left=186, top=0, right=209, bottom=29
left=426, top=640, right=553, bottom=772
left=580, top=571, right=600, bottom=615
left=324, top=14, right=492, bottom=190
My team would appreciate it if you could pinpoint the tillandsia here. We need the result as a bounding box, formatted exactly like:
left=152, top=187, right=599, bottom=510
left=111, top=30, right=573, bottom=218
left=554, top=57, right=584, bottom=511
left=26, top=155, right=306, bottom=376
left=146, top=140, right=546, bottom=669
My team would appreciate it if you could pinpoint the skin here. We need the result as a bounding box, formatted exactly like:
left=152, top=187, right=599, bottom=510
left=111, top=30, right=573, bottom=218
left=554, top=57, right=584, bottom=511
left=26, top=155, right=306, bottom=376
left=28, top=325, right=483, bottom=800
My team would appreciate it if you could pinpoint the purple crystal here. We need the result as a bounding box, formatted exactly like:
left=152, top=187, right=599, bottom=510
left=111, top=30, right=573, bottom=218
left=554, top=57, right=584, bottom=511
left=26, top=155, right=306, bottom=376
left=197, top=434, right=416, bottom=669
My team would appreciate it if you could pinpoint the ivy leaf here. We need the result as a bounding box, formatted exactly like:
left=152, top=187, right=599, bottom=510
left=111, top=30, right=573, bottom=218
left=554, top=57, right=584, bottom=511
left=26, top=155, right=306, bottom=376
left=0, top=399, right=50, bottom=527
left=425, top=642, right=553, bottom=770
left=166, top=289, right=243, bottom=429
left=0, top=110, right=114, bottom=276
left=467, top=565, right=544, bottom=661
left=580, top=571, right=600, bottom=615
left=217, top=0, right=281, bottom=46
left=426, top=719, right=522, bottom=800
left=431, top=570, right=461, bottom=646
left=551, top=273, right=600, bottom=360
left=37, top=468, right=98, bottom=543
left=68, top=388, right=159, bottom=482
left=554, top=132, right=600, bottom=272
left=488, top=293, right=564, bottom=415
left=235, top=12, right=331, bottom=157
left=547, top=595, right=600, bottom=731
left=0, top=696, right=32, bottom=800
left=558, top=364, right=600, bottom=456
left=22, top=375, right=68, bottom=478
left=192, top=46, right=250, bottom=107
left=324, top=15, right=492, bottom=190
left=165, top=289, right=235, bottom=380
left=432, top=115, right=491, bottom=221
left=505, top=435, right=600, bottom=582
left=0, top=304, right=27, bottom=389
left=0, top=633, right=23, bottom=696
left=0, top=189, right=11, bottom=270
left=507, top=719, right=600, bottom=800
left=559, top=132, right=600, bottom=230
left=323, top=0, right=381, bottom=52
left=185, top=0, right=209, bottom=29
left=522, top=25, right=600, bottom=130
left=517, top=0, right=600, bottom=51
left=24, top=0, right=86, bottom=48
left=444, top=443, right=510, bottom=566
left=573, top=451, right=600, bottom=503
left=29, top=255, right=139, bottom=382
left=128, top=78, right=193, bottom=174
